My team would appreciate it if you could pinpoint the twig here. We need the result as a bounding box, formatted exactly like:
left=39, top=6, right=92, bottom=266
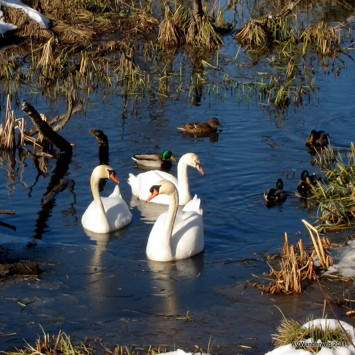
left=0, top=220, right=16, bottom=231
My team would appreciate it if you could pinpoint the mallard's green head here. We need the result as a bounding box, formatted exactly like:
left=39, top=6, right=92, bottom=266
left=276, top=179, right=284, bottom=190
left=161, top=150, right=176, bottom=161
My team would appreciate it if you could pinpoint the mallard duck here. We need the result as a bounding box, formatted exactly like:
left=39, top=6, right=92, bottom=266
left=297, top=170, right=321, bottom=197
left=132, top=150, right=176, bottom=170
left=306, top=130, right=329, bottom=149
left=177, top=118, right=221, bottom=135
left=264, top=179, right=286, bottom=205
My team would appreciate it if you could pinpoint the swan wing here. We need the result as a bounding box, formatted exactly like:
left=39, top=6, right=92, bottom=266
left=82, top=196, right=132, bottom=233
left=171, top=211, right=204, bottom=260
left=182, top=195, right=203, bottom=215
left=102, top=196, right=132, bottom=230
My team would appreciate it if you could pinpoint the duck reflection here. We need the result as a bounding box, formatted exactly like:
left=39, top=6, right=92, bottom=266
left=147, top=253, right=204, bottom=316
left=179, top=130, right=220, bottom=142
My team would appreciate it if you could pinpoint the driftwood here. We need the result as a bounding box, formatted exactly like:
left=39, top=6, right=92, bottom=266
left=21, top=100, right=72, bottom=154
left=0, top=210, right=15, bottom=215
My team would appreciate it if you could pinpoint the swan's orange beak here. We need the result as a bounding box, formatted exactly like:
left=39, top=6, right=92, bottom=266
left=110, top=174, right=120, bottom=184
left=146, top=188, right=159, bottom=202
left=196, top=163, right=204, bottom=175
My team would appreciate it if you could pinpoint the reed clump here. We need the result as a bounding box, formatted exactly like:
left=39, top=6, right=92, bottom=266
left=236, top=15, right=295, bottom=53
left=158, top=5, right=187, bottom=48
left=309, top=144, right=355, bottom=231
left=186, top=13, right=223, bottom=49
left=252, top=229, right=332, bottom=294
left=301, top=21, right=341, bottom=57
left=237, top=9, right=341, bottom=59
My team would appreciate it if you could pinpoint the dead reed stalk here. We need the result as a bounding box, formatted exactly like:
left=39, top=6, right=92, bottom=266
left=0, top=95, right=16, bottom=150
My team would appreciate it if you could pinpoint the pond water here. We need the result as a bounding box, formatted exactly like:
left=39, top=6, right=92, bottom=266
left=0, top=4, right=355, bottom=354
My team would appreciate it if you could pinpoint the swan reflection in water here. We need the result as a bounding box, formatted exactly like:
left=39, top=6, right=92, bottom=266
left=83, top=228, right=121, bottom=268
left=147, top=253, right=204, bottom=317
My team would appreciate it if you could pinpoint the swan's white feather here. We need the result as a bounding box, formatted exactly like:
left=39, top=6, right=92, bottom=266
left=182, top=195, right=203, bottom=215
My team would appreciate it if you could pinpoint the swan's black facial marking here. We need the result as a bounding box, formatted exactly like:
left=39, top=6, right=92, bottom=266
left=107, top=169, right=120, bottom=183
left=149, top=184, right=161, bottom=194
left=107, top=169, right=116, bottom=178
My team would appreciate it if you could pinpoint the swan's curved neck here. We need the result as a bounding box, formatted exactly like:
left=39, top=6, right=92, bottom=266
left=165, top=189, right=179, bottom=241
left=91, top=173, right=108, bottom=223
left=177, top=160, right=191, bottom=204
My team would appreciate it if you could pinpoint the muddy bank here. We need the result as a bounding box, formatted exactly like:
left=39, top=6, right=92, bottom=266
left=0, top=245, right=40, bottom=281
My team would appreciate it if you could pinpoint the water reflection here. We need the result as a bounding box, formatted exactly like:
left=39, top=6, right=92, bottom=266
left=90, top=129, right=109, bottom=192
left=130, top=196, right=168, bottom=223
left=33, top=151, right=73, bottom=239
left=90, top=129, right=109, bottom=166
left=147, top=253, right=204, bottom=316
left=84, top=228, right=113, bottom=267
left=179, top=131, right=220, bottom=142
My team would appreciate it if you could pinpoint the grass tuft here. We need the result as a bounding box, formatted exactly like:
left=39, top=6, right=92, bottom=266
left=272, top=317, right=351, bottom=351
left=309, top=144, right=355, bottom=231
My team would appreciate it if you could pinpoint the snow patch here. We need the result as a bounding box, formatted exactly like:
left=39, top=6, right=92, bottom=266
left=326, top=240, right=355, bottom=278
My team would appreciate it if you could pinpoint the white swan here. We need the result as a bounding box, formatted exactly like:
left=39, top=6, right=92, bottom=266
left=81, top=165, right=132, bottom=233
left=128, top=152, right=204, bottom=205
left=145, top=180, right=204, bottom=262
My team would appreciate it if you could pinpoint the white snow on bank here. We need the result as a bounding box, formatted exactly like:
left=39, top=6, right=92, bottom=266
left=326, top=240, right=355, bottom=278
left=265, top=319, right=355, bottom=355
left=160, top=350, right=210, bottom=355
left=0, top=0, right=50, bottom=29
